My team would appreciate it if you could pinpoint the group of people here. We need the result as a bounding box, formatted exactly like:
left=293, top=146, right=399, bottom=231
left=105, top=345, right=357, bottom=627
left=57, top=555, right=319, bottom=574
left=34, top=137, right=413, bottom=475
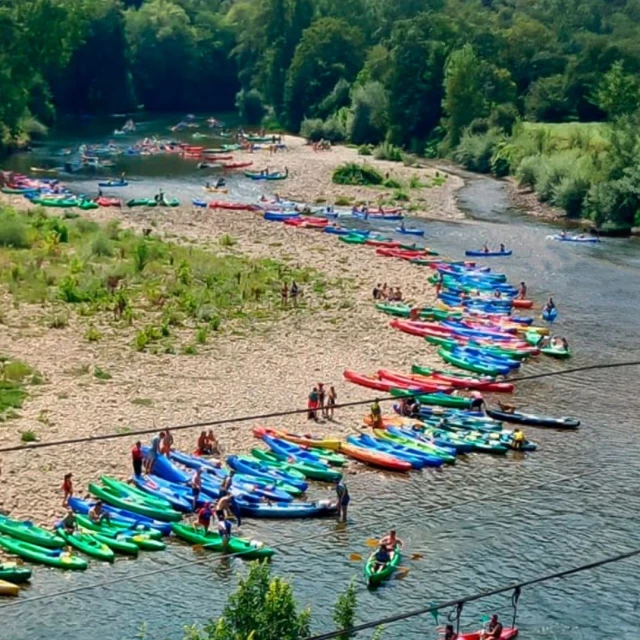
left=281, top=281, right=301, bottom=307
left=482, top=242, right=507, bottom=253
left=307, top=383, right=338, bottom=421
left=196, top=430, right=221, bottom=456
left=441, top=614, right=505, bottom=640
left=203, top=178, right=226, bottom=189
left=372, top=283, right=403, bottom=302
left=312, top=138, right=332, bottom=151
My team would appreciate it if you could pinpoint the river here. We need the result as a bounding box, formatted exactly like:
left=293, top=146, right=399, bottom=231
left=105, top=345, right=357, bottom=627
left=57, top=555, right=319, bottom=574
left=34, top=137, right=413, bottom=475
left=2, top=117, right=640, bottom=640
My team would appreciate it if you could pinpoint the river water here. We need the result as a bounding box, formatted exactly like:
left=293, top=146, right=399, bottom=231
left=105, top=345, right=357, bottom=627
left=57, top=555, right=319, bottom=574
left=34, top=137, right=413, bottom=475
left=2, top=118, right=640, bottom=640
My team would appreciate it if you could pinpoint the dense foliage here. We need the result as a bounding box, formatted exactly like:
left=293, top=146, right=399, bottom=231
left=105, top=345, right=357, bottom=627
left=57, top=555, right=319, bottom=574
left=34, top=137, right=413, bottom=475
left=3, top=0, right=640, bottom=228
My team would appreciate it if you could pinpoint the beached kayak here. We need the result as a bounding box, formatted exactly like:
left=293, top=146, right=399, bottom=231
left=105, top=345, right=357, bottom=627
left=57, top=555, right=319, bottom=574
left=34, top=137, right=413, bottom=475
left=541, top=344, right=571, bottom=358
left=98, top=181, right=128, bottom=187
left=172, top=523, right=274, bottom=559
left=71, top=514, right=164, bottom=550
left=410, top=364, right=514, bottom=393
left=226, top=456, right=307, bottom=494
left=390, top=387, right=476, bottom=409
left=88, top=483, right=183, bottom=522
left=0, top=579, right=20, bottom=596
left=0, top=563, right=32, bottom=584
left=0, top=514, right=64, bottom=549
left=364, top=544, right=402, bottom=587
left=486, top=408, right=580, bottom=429
left=340, top=442, right=413, bottom=472
left=0, top=536, right=87, bottom=570
left=438, top=348, right=507, bottom=377
left=252, top=426, right=342, bottom=451
left=55, top=528, right=115, bottom=562
left=251, top=449, right=341, bottom=482
left=237, top=499, right=338, bottom=518
left=126, top=198, right=158, bottom=208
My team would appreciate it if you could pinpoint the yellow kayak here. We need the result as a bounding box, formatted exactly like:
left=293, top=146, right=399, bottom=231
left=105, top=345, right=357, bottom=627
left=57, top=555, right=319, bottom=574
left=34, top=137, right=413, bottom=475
left=0, top=579, right=19, bottom=597
left=263, top=427, right=342, bottom=451
left=203, top=187, right=228, bottom=193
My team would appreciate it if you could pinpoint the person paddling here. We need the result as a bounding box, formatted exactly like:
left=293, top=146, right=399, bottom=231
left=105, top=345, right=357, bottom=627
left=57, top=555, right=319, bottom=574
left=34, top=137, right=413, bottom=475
left=379, top=529, right=403, bottom=551
left=372, top=543, right=391, bottom=572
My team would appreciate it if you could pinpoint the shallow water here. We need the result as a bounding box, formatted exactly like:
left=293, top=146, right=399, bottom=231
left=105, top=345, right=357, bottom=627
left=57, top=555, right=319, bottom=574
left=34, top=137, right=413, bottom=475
left=2, top=121, right=640, bottom=639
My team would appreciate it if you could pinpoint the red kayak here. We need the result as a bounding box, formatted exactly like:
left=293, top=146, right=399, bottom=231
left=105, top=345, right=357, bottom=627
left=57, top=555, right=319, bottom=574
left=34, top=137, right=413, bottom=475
left=96, top=197, right=121, bottom=207
left=375, top=248, right=424, bottom=258
left=456, top=628, right=518, bottom=640
left=365, top=239, right=401, bottom=248
left=203, top=155, right=233, bottom=161
left=390, top=319, right=451, bottom=338
left=340, top=442, right=412, bottom=472
left=208, top=201, right=256, bottom=211
left=343, top=369, right=401, bottom=393
left=512, top=299, right=533, bottom=309
left=377, top=369, right=452, bottom=393
left=427, top=372, right=514, bottom=393
left=223, top=161, right=253, bottom=169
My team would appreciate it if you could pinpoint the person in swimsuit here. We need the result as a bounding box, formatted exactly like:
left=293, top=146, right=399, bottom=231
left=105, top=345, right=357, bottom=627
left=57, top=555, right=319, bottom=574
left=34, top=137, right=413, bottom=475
left=191, top=468, right=203, bottom=511
left=89, top=500, right=111, bottom=525
left=499, top=243, right=506, bottom=252
left=131, top=441, right=144, bottom=476
left=512, top=428, right=526, bottom=450
left=220, top=470, right=234, bottom=496
left=145, top=431, right=164, bottom=474
left=196, top=502, right=213, bottom=532
left=62, top=473, right=73, bottom=507
left=379, top=529, right=403, bottom=551
left=206, top=429, right=220, bottom=456
left=443, top=624, right=455, bottom=640
left=216, top=510, right=232, bottom=547
left=486, top=614, right=503, bottom=639
left=61, top=508, right=76, bottom=533
left=335, top=478, right=350, bottom=522
left=327, top=386, right=337, bottom=420
left=160, top=429, right=173, bottom=455
left=197, top=431, right=211, bottom=455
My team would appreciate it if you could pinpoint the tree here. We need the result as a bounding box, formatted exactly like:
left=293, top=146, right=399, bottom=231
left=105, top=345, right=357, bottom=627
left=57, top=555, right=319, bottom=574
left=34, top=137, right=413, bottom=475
left=524, top=74, right=573, bottom=121
left=442, top=45, right=487, bottom=147
left=284, top=18, right=364, bottom=130
left=593, top=61, right=640, bottom=119
left=349, top=82, right=388, bottom=145
left=333, top=579, right=357, bottom=639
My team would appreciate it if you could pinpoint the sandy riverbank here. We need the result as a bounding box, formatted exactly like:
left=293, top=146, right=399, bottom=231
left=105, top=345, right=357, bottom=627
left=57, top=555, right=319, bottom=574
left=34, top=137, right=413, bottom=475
left=0, top=142, right=461, bottom=524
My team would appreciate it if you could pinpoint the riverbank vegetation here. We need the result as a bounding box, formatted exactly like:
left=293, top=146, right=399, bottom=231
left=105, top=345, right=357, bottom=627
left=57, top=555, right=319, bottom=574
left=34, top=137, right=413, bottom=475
left=0, top=356, right=39, bottom=422
left=3, top=0, right=640, bottom=229
left=0, top=206, right=324, bottom=353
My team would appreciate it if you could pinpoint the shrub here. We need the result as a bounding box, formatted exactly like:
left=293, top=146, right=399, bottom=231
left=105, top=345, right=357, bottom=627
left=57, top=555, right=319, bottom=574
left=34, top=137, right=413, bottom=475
left=235, top=88, right=266, bottom=125
left=453, top=129, right=501, bottom=173
left=393, top=189, right=410, bottom=201
left=373, top=141, right=402, bottom=162
left=552, top=175, right=591, bottom=217
left=408, top=175, right=422, bottom=189
left=90, top=233, right=113, bottom=257
left=20, top=431, right=38, bottom=443
left=219, top=234, right=237, bottom=247
left=357, top=145, right=372, bottom=156
left=84, top=325, right=102, bottom=342
left=300, top=118, right=325, bottom=142
left=183, top=344, right=198, bottom=355
left=334, top=196, right=353, bottom=206
left=332, top=162, right=383, bottom=186
left=516, top=155, right=540, bottom=189
left=93, top=366, right=112, bottom=380
left=47, top=313, right=69, bottom=329
left=383, top=177, right=402, bottom=189
left=133, top=240, right=149, bottom=273
left=0, top=211, right=31, bottom=248
left=195, top=327, right=208, bottom=344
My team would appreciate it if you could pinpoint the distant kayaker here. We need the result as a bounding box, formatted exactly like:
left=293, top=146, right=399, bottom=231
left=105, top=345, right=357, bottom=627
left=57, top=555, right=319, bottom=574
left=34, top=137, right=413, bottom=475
left=327, top=386, right=337, bottom=420
left=370, top=399, right=382, bottom=428
left=544, top=297, right=556, bottom=312
left=131, top=441, right=144, bottom=476
left=513, top=428, right=526, bottom=450
left=399, top=220, right=406, bottom=231
left=499, top=243, right=506, bottom=252
left=62, top=473, right=73, bottom=507
left=483, top=242, right=489, bottom=253
left=205, top=181, right=211, bottom=189
left=216, top=510, right=233, bottom=547
left=145, top=431, right=164, bottom=474
left=215, top=177, right=225, bottom=188
left=89, top=500, right=111, bottom=525
left=334, top=477, right=350, bottom=522
left=379, top=529, right=403, bottom=551
left=61, top=508, right=76, bottom=533
left=196, top=502, right=213, bottom=532
left=486, top=614, right=503, bottom=639
left=191, top=468, right=203, bottom=510
left=119, top=172, right=126, bottom=184
left=517, top=281, right=527, bottom=299
left=443, top=624, right=455, bottom=640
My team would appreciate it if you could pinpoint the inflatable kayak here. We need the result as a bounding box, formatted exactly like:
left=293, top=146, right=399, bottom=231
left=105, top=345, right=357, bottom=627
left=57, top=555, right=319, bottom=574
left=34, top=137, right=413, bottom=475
left=0, top=536, right=87, bottom=570
left=396, top=227, right=424, bottom=236
left=0, top=514, right=64, bottom=549
left=486, top=408, right=580, bottom=429
left=541, top=344, right=571, bottom=358
left=237, top=499, right=337, bottom=518
left=171, top=523, right=274, bottom=559
left=550, top=234, right=599, bottom=243
left=542, top=307, right=558, bottom=322
left=465, top=249, right=512, bottom=257
left=251, top=449, right=341, bottom=482
left=340, top=442, right=412, bottom=472
left=244, top=171, right=287, bottom=180
left=0, top=579, right=20, bottom=596
left=253, top=426, right=342, bottom=451
left=456, top=628, right=518, bottom=640
left=98, top=181, right=128, bottom=187
left=55, top=528, right=115, bottom=562
left=227, top=455, right=308, bottom=491
left=0, top=563, right=32, bottom=584
left=365, top=544, right=402, bottom=587
left=127, top=198, right=158, bottom=208
left=225, top=457, right=305, bottom=496
left=390, top=387, right=476, bottom=409
left=71, top=514, right=164, bottom=550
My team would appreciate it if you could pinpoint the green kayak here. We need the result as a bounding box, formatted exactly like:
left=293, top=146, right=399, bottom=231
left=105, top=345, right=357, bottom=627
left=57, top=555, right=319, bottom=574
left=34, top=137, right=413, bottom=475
left=339, top=234, right=367, bottom=245
left=0, top=562, right=32, bottom=584
left=88, top=483, right=183, bottom=522
left=364, top=545, right=402, bottom=587
left=251, top=449, right=342, bottom=482
left=311, top=448, right=347, bottom=467
left=0, top=514, right=64, bottom=549
left=0, top=536, right=87, bottom=570
left=390, top=387, right=474, bottom=409
left=32, top=198, right=79, bottom=208
left=437, top=349, right=503, bottom=377
left=438, top=339, right=531, bottom=361
left=375, top=429, right=456, bottom=463
left=78, top=199, right=99, bottom=210
left=241, top=454, right=307, bottom=482
left=127, top=198, right=158, bottom=208
left=412, top=363, right=492, bottom=381
left=375, top=303, right=462, bottom=321
left=100, top=476, right=174, bottom=510
left=541, top=345, right=571, bottom=359
left=73, top=513, right=164, bottom=542
left=56, top=528, right=115, bottom=562
left=525, top=330, right=544, bottom=346
left=171, top=523, right=274, bottom=559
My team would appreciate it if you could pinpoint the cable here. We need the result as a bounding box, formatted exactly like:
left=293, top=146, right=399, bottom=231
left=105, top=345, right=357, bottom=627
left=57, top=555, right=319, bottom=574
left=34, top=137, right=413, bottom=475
left=303, top=545, right=640, bottom=640
left=0, top=466, right=604, bottom=609
left=1, top=360, right=638, bottom=455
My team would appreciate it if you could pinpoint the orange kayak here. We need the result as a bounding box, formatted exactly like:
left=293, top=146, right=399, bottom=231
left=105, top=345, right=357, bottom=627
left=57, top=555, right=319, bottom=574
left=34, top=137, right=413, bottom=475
left=340, top=442, right=412, bottom=472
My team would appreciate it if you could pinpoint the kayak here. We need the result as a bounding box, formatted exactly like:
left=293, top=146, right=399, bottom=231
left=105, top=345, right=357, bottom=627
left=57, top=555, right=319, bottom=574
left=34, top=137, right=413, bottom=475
left=351, top=434, right=444, bottom=468
left=129, top=474, right=197, bottom=512
left=456, top=628, right=518, bottom=640
left=101, top=475, right=180, bottom=510
left=542, top=307, right=558, bottom=322
left=486, top=408, right=580, bottom=429
left=0, top=563, right=32, bottom=584
left=244, top=171, right=287, bottom=180
left=264, top=211, right=300, bottom=221
left=96, top=197, right=121, bottom=207
left=238, top=499, right=337, bottom=518
left=410, top=364, right=514, bottom=393
left=340, top=442, right=412, bottom=472
left=192, top=198, right=208, bottom=207
left=127, top=198, right=158, bottom=208
left=251, top=449, right=341, bottom=482
left=343, top=369, right=399, bottom=393
left=88, top=482, right=183, bottom=522
left=339, top=234, right=367, bottom=245
left=378, top=428, right=457, bottom=463
left=55, top=528, right=115, bottom=562
left=171, top=523, right=274, bottom=559
left=226, top=456, right=305, bottom=496
left=550, top=234, right=599, bottom=243
left=253, top=426, right=342, bottom=451
left=396, top=227, right=424, bottom=236
left=32, top=197, right=79, bottom=208
left=0, top=536, right=87, bottom=570
left=209, top=200, right=256, bottom=210
left=390, top=387, right=476, bottom=409
left=78, top=199, right=99, bottom=210
left=541, top=344, right=571, bottom=358
left=98, top=181, right=128, bottom=187
left=438, top=349, right=508, bottom=377
left=465, top=249, right=512, bottom=257
left=67, top=496, right=172, bottom=536
left=0, top=514, right=64, bottom=549
left=364, top=544, right=402, bottom=587
left=0, top=579, right=20, bottom=596
left=72, top=514, right=165, bottom=550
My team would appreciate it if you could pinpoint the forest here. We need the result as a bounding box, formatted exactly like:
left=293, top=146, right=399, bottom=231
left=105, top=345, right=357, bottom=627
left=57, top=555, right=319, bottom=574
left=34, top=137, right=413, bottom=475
left=2, top=0, right=640, bottom=230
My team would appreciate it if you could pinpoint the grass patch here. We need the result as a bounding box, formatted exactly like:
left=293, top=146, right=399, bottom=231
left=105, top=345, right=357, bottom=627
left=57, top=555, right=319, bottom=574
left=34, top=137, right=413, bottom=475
left=333, top=162, right=383, bottom=186
left=93, top=366, right=112, bottom=380
left=131, top=397, right=153, bottom=407
left=20, top=430, right=38, bottom=443
left=0, top=356, right=36, bottom=419
left=0, top=207, right=328, bottom=353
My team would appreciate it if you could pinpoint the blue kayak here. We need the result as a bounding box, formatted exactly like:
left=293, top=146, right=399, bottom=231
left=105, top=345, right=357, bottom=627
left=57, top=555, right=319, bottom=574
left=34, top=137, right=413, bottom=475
left=192, top=198, right=207, bottom=208
left=351, top=434, right=445, bottom=468
left=263, top=211, right=299, bottom=221
left=226, top=455, right=308, bottom=492
left=262, top=435, right=330, bottom=468
left=465, top=249, right=512, bottom=257
left=542, top=307, right=558, bottom=322
left=323, top=226, right=351, bottom=235
left=237, top=499, right=337, bottom=518
left=130, top=475, right=195, bottom=512
left=67, top=496, right=172, bottom=535
left=396, top=227, right=424, bottom=236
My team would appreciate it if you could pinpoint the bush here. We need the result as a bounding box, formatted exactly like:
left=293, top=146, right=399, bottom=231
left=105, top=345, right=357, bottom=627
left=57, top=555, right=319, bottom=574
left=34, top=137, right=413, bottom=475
left=300, top=118, right=325, bottom=142
left=552, top=175, right=591, bottom=217
left=90, top=233, right=112, bottom=257
left=516, top=155, right=540, bottom=189
left=0, top=211, right=31, bottom=248
left=383, top=177, right=402, bottom=189
left=453, top=129, right=501, bottom=173
left=219, top=233, right=237, bottom=248
left=373, top=141, right=402, bottom=162
left=84, top=325, right=102, bottom=342
left=21, top=431, right=38, bottom=443
left=235, top=89, right=266, bottom=125
left=357, top=145, right=372, bottom=156
left=393, top=189, right=410, bottom=201
left=489, top=103, right=520, bottom=135
left=332, top=162, right=384, bottom=185
left=93, top=366, right=112, bottom=380
left=349, top=81, right=388, bottom=145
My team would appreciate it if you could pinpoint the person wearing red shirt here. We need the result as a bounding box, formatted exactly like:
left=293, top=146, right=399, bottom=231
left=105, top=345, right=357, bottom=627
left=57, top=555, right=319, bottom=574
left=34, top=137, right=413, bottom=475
left=131, top=441, right=144, bottom=476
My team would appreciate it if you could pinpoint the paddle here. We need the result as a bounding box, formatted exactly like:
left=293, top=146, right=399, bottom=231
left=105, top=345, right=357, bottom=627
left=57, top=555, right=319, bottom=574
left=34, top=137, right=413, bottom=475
left=349, top=553, right=363, bottom=562
left=394, top=567, right=411, bottom=580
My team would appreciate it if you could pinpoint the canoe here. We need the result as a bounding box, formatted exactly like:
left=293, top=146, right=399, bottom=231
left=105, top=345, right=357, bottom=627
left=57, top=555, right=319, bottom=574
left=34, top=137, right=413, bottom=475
left=0, top=514, right=64, bottom=549
left=550, top=234, right=599, bottom=243
left=101, top=475, right=178, bottom=510
left=390, top=387, right=476, bottom=409
left=244, top=171, right=287, bottom=180
left=0, top=579, right=20, bottom=596
left=0, top=536, right=87, bottom=570
left=0, top=563, right=31, bottom=584
left=88, top=483, right=183, bottom=522
left=465, top=249, right=512, bottom=257
left=540, top=345, right=571, bottom=359
left=251, top=449, right=341, bottom=482
left=264, top=211, right=300, bottom=221
left=129, top=474, right=196, bottom=512
left=98, top=181, right=128, bottom=187
left=410, top=364, right=514, bottom=393
left=340, top=442, right=412, bottom=472
left=127, top=198, right=158, bottom=208
left=227, top=455, right=308, bottom=492
left=456, top=628, right=518, bottom=640
left=171, top=523, right=274, bottom=559
left=438, top=349, right=508, bottom=377
left=67, top=496, right=172, bottom=536
left=252, top=426, right=342, bottom=451
left=237, top=499, right=338, bottom=518
left=351, top=433, right=444, bottom=468
left=542, top=308, right=558, bottom=322
left=209, top=200, right=256, bottom=211
left=396, top=227, right=424, bottom=236
left=364, top=544, right=402, bottom=587
left=486, top=408, right=580, bottom=429
left=55, top=528, right=115, bottom=562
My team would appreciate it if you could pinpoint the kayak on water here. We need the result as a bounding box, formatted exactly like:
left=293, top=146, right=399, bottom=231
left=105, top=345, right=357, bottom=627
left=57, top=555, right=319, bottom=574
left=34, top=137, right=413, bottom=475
left=98, top=181, right=128, bottom=187
left=542, top=307, right=558, bottom=322
left=55, top=528, right=116, bottom=562
left=0, top=514, right=64, bottom=549
left=171, top=523, right=274, bottom=559
left=540, top=344, right=571, bottom=358
left=0, top=536, right=88, bottom=570
left=486, top=407, right=580, bottom=429
left=396, top=226, right=424, bottom=236
left=549, top=234, right=599, bottom=243
left=364, top=543, right=402, bottom=587
left=0, top=563, right=32, bottom=584
left=465, top=249, right=513, bottom=257
left=456, top=628, right=518, bottom=640
left=0, top=579, right=20, bottom=597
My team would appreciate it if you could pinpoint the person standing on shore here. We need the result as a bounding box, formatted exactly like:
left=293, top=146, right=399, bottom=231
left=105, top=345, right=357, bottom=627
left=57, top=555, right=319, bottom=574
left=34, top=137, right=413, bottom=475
left=318, top=383, right=326, bottom=418
left=327, top=386, right=337, bottom=420
left=131, top=441, right=144, bottom=476
left=290, top=281, right=299, bottom=307
left=62, top=473, right=73, bottom=507
left=191, top=468, right=203, bottom=511
left=160, top=429, right=173, bottom=455
left=370, top=399, right=382, bottom=429
left=308, top=386, right=319, bottom=421
left=281, top=282, right=289, bottom=307
left=145, top=431, right=164, bottom=474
